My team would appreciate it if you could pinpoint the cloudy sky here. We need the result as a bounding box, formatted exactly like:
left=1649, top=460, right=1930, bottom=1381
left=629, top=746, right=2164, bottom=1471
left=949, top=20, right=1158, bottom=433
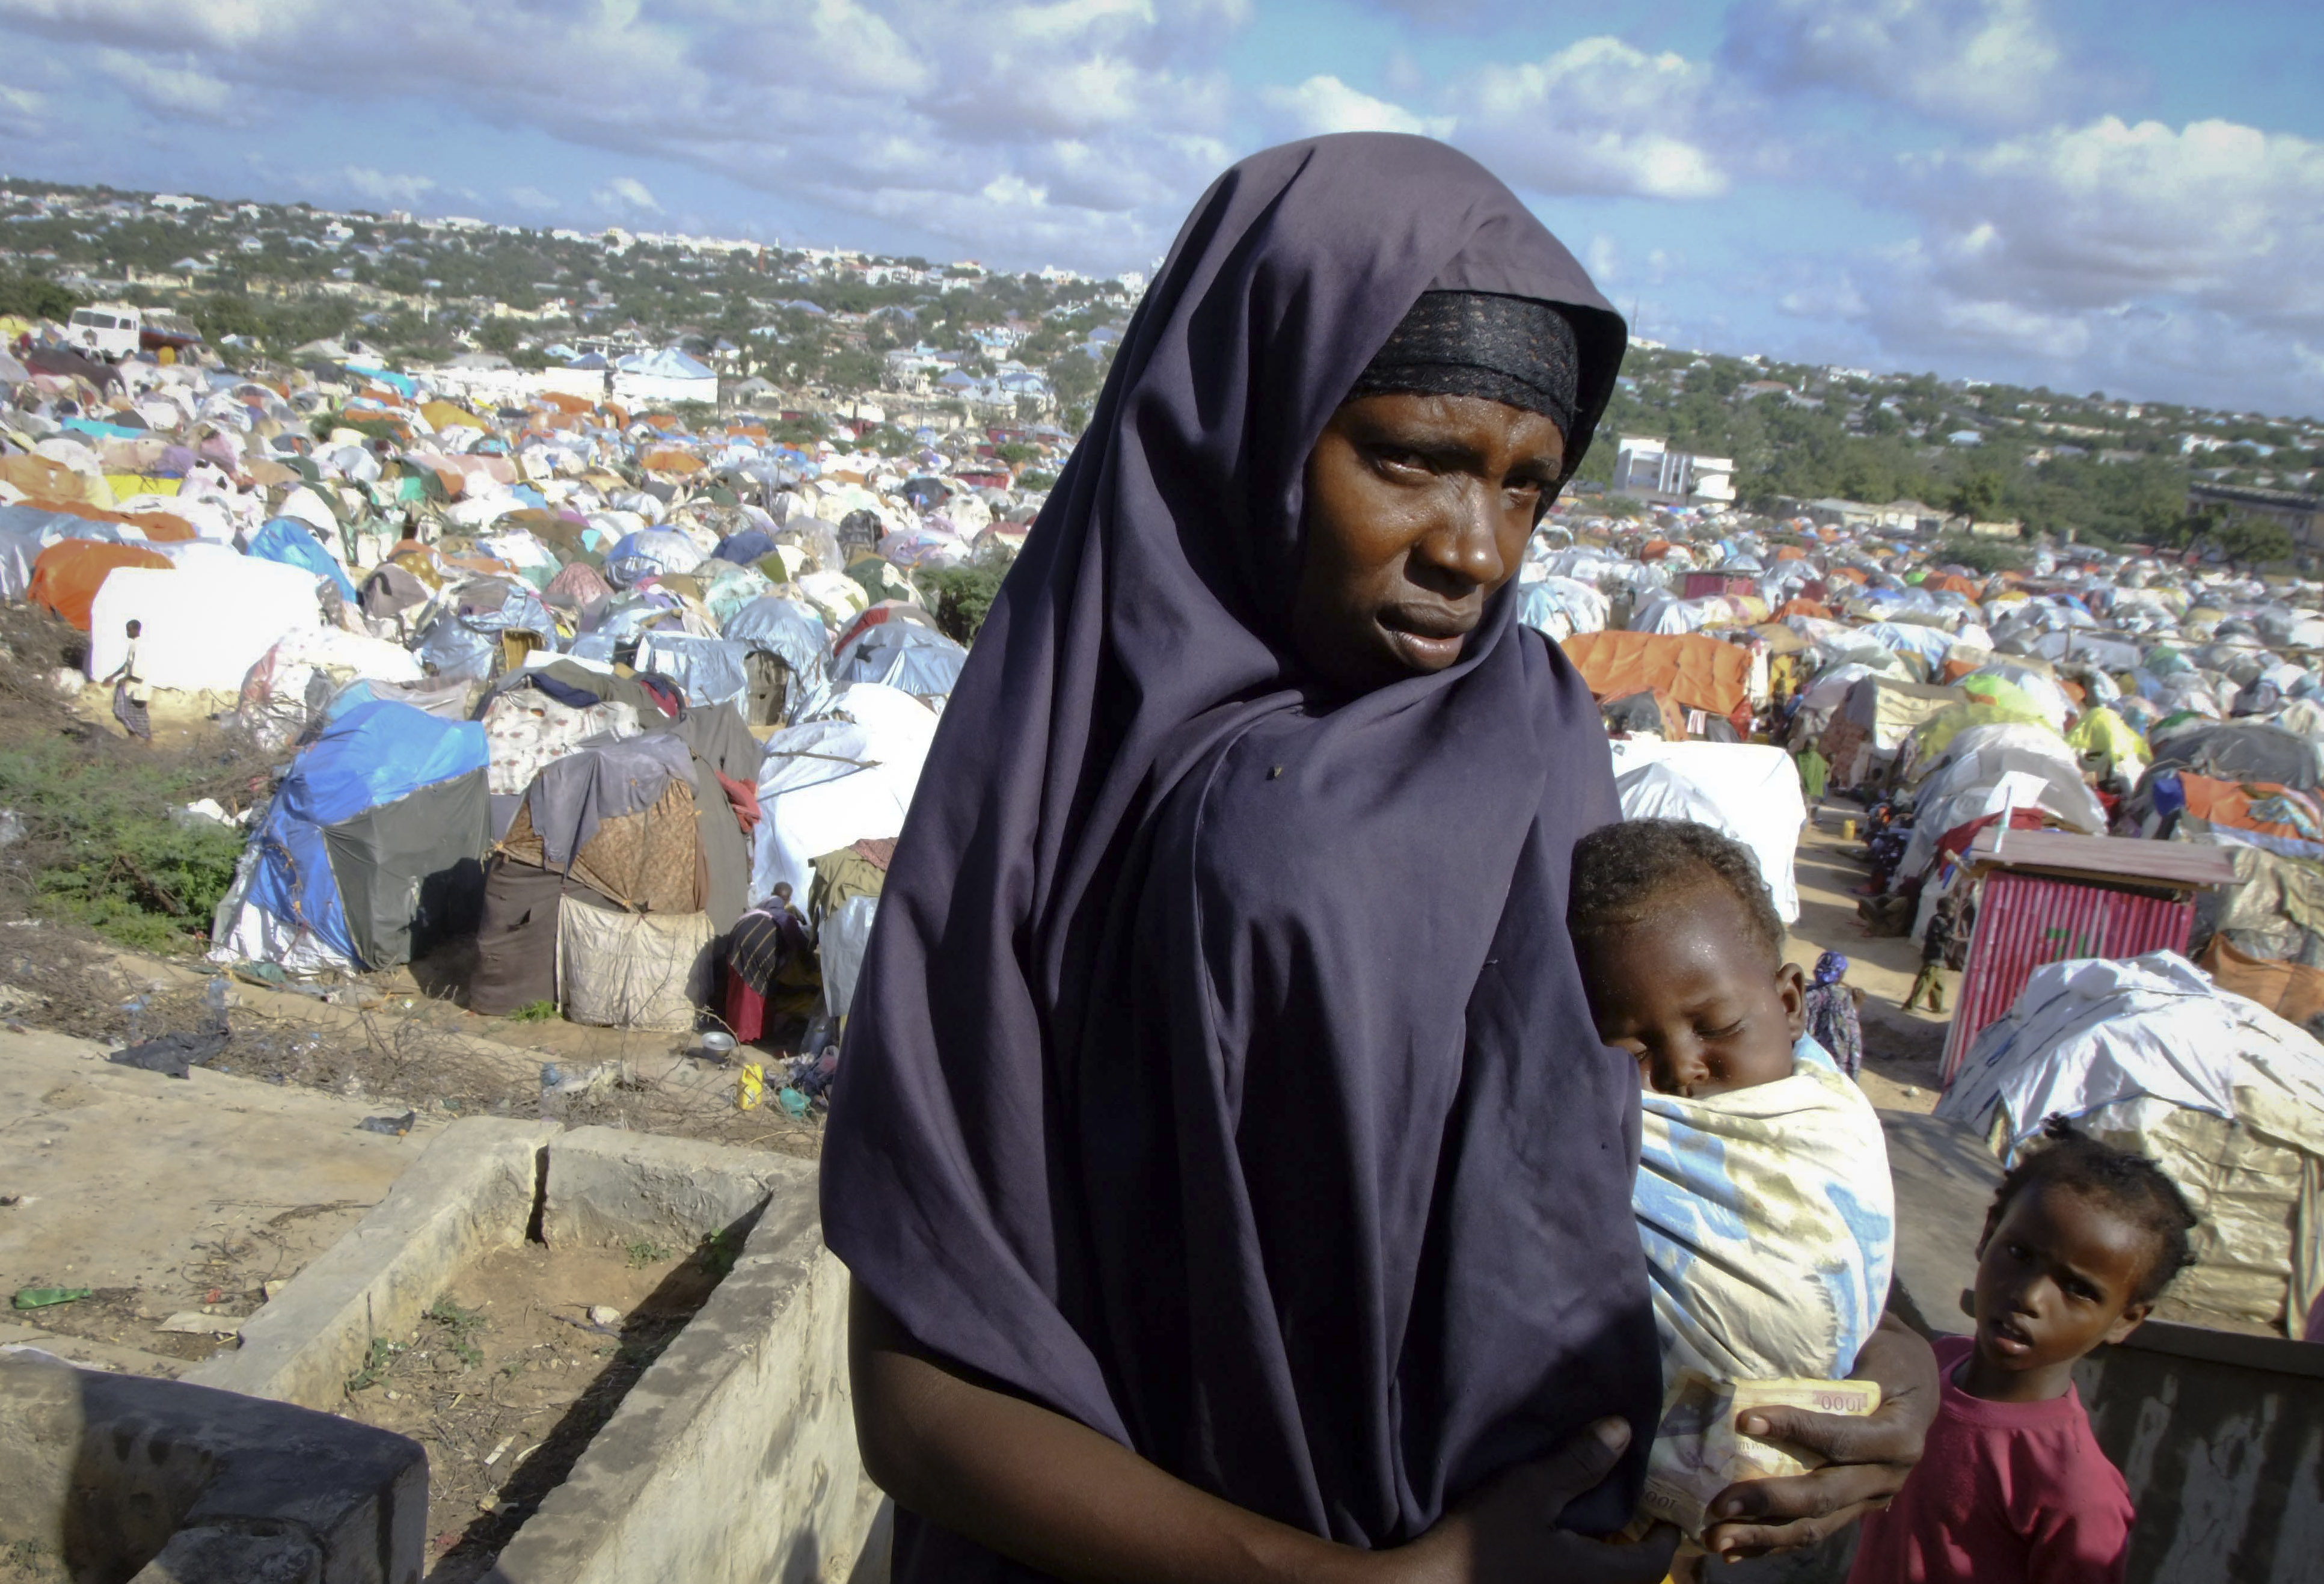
left=1, top=0, right=2317, bottom=417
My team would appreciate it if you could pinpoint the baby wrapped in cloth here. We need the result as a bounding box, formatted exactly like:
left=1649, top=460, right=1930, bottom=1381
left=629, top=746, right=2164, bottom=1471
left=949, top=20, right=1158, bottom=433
left=1633, top=1034, right=1896, bottom=1535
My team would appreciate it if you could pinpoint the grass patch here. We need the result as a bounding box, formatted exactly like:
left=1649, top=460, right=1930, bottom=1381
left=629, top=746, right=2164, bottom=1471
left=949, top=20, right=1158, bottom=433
left=0, top=745, right=248, bottom=951
left=504, top=999, right=559, bottom=1023
left=697, top=1228, right=740, bottom=1279
left=346, top=1335, right=403, bottom=1393
left=624, top=1238, right=672, bottom=1269
left=425, top=1297, right=488, bottom=1369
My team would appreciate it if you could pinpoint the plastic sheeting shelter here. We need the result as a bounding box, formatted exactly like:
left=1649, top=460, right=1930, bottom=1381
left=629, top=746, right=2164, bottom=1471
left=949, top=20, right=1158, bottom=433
left=750, top=684, right=936, bottom=909
left=1562, top=630, right=1750, bottom=722
left=1938, top=952, right=2324, bottom=1336
left=247, top=517, right=358, bottom=601
left=211, top=701, right=490, bottom=974
left=830, top=621, right=967, bottom=702
left=87, top=557, right=323, bottom=693
left=1608, top=739, right=1807, bottom=922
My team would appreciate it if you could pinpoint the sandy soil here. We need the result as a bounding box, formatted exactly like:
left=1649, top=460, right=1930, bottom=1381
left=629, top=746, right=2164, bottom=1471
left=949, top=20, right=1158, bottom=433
left=337, top=1239, right=728, bottom=1581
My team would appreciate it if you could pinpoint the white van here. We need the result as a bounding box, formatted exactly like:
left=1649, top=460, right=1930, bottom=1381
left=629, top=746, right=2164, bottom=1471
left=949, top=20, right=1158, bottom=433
left=66, top=302, right=142, bottom=360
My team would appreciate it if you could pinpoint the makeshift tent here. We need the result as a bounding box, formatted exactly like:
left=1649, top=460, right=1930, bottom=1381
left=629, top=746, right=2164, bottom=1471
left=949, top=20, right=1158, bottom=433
left=2150, top=721, right=2323, bottom=792
left=751, top=684, right=937, bottom=908
left=88, top=557, right=323, bottom=693
left=1938, top=952, right=2324, bottom=1337
left=210, top=701, right=489, bottom=974
left=247, top=517, right=358, bottom=601
left=1562, top=630, right=1750, bottom=723
left=829, top=621, right=967, bottom=703
left=28, top=540, right=170, bottom=630
left=1608, top=740, right=1807, bottom=922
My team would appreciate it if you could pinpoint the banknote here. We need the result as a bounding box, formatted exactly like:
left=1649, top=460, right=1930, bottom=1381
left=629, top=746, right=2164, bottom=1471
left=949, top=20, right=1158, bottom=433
left=1635, top=1372, right=1883, bottom=1539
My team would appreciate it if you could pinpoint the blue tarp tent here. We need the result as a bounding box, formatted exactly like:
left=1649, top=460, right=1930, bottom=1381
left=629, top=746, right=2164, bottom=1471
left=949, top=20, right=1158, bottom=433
left=222, top=701, right=490, bottom=971
left=830, top=621, right=966, bottom=702
left=248, top=517, right=358, bottom=601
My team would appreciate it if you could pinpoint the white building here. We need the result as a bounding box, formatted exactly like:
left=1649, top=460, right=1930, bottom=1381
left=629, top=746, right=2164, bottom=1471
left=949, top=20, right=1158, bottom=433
left=1613, top=435, right=1736, bottom=506
left=612, top=348, right=717, bottom=407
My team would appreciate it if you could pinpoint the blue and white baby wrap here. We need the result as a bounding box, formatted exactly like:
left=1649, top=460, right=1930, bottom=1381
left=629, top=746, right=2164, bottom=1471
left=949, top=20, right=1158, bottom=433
left=1634, top=1034, right=1896, bottom=1390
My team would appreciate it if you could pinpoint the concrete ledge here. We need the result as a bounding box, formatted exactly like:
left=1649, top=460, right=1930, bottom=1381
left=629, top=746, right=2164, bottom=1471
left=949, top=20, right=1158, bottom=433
left=186, top=1117, right=559, bottom=1409
left=544, top=1125, right=815, bottom=1250
left=0, top=1351, right=426, bottom=1584
left=487, top=1181, right=877, bottom=1583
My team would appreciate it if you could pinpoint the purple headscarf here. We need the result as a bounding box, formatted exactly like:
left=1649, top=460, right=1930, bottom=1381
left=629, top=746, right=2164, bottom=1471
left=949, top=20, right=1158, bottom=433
left=822, top=134, right=1656, bottom=1577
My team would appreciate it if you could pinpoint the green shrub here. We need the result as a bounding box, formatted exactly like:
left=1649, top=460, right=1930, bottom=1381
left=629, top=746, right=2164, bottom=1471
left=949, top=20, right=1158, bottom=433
left=918, top=562, right=1010, bottom=645
left=0, top=746, right=248, bottom=952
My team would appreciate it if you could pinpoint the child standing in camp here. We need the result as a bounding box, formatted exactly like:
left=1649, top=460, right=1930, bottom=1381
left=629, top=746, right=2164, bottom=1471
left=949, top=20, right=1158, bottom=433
left=1569, top=820, right=1898, bottom=1568
left=1801, top=951, right=1865, bottom=1078
left=1904, top=895, right=1957, bottom=1013
left=101, top=618, right=150, bottom=742
left=1847, top=1118, right=2198, bottom=1583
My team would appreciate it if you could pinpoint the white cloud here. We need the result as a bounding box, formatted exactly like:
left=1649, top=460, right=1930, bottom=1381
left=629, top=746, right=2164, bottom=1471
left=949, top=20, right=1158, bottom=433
left=505, top=185, right=560, bottom=211
left=1455, top=37, right=1735, bottom=200
left=94, top=46, right=234, bottom=120
left=1723, top=0, right=2064, bottom=127
left=1899, top=117, right=2324, bottom=330
left=0, top=83, right=43, bottom=137
left=592, top=176, right=663, bottom=214
left=338, top=165, right=437, bottom=207
left=1260, top=75, right=1450, bottom=139
left=1583, top=233, right=1620, bottom=284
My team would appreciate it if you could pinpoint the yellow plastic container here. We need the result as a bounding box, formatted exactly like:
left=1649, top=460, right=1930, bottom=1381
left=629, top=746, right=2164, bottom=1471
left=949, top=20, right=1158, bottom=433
left=736, top=1062, right=764, bottom=1111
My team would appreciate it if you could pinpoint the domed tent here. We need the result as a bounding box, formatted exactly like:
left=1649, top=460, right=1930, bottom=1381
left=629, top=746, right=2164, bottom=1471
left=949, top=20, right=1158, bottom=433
left=210, top=701, right=491, bottom=974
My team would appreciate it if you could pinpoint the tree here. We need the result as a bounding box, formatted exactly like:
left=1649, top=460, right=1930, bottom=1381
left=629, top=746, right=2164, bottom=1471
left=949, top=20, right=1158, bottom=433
left=477, top=316, right=521, bottom=356
left=1949, top=470, right=2005, bottom=523
left=2207, top=514, right=2296, bottom=572
left=0, top=269, right=82, bottom=321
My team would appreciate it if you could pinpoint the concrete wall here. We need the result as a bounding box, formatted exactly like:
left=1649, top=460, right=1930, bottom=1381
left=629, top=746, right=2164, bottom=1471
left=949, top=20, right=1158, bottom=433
left=174, top=1119, right=877, bottom=1583
left=187, top=1118, right=557, bottom=1410
left=0, top=1351, right=427, bottom=1584
left=489, top=1129, right=877, bottom=1583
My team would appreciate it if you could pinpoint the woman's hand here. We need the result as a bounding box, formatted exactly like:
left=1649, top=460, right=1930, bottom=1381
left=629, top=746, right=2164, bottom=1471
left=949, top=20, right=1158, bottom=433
left=1394, top=1419, right=1678, bottom=1584
left=1699, top=1311, right=1939, bottom=1561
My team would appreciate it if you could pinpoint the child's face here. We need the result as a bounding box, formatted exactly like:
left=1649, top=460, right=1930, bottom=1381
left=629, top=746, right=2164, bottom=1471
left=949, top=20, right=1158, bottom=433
left=1577, top=884, right=1805, bottom=1100
left=1972, top=1182, right=2155, bottom=1376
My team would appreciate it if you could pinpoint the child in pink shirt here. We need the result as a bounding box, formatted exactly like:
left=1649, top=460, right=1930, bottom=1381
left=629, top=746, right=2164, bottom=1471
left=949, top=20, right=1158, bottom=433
left=1848, top=1117, right=2198, bottom=1583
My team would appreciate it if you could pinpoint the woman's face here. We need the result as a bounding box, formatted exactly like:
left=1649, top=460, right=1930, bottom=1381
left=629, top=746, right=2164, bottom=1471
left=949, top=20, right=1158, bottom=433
left=1292, top=391, right=1565, bottom=693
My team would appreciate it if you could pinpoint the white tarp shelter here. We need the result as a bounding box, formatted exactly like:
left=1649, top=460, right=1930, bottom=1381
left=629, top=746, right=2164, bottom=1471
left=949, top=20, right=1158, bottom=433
left=1608, top=738, right=1807, bottom=922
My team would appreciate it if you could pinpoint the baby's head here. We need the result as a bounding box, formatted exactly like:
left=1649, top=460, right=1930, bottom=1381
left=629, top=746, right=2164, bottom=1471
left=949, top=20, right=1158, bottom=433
left=1569, top=819, right=1803, bottom=1099
left=1972, top=1117, right=2199, bottom=1376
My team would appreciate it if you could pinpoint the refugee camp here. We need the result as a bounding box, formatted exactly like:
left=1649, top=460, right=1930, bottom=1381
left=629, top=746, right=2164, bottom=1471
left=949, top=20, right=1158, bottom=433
left=2, top=4, right=2321, bottom=1582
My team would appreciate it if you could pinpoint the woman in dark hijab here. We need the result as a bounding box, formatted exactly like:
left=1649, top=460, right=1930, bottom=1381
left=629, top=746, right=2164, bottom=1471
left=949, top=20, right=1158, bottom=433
left=823, top=134, right=1936, bottom=1582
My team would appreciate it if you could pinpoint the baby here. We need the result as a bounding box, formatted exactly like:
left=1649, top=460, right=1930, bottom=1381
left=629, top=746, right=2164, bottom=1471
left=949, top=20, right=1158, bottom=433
left=1569, top=819, right=1897, bottom=1546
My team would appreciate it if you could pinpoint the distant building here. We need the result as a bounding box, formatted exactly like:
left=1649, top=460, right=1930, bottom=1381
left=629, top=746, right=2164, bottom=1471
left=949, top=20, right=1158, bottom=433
left=2189, top=480, right=2323, bottom=548
left=1613, top=435, right=1735, bottom=507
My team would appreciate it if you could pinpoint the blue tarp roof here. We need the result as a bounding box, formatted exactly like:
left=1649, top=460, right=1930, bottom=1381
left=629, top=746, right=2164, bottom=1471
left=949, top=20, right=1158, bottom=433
left=242, top=702, right=486, bottom=963
left=248, top=517, right=358, bottom=601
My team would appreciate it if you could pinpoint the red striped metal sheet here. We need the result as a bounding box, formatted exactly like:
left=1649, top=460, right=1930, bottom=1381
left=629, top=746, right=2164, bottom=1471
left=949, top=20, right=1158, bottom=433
left=1939, top=873, right=2195, bottom=1087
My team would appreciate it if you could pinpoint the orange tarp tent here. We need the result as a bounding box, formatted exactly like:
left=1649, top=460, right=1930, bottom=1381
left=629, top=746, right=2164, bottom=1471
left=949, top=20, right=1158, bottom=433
left=0, top=454, right=109, bottom=507
left=420, top=399, right=487, bottom=432
left=18, top=498, right=196, bottom=542
left=639, top=448, right=705, bottom=474
left=1924, top=572, right=1979, bottom=597
left=1774, top=545, right=1808, bottom=560
left=1774, top=597, right=1833, bottom=621
left=29, top=541, right=171, bottom=631
left=1827, top=566, right=1868, bottom=585
left=535, top=391, right=595, bottom=415
left=2175, top=773, right=2321, bottom=850
left=1561, top=630, right=1751, bottom=719
left=1639, top=538, right=1673, bottom=560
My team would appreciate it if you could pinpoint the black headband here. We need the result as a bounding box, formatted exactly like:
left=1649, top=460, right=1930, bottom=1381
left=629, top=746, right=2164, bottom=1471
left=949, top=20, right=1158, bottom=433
left=1348, top=290, right=1581, bottom=441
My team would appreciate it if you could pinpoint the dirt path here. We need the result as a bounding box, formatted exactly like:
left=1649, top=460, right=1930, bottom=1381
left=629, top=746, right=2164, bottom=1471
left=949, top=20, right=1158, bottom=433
left=1783, top=802, right=1950, bottom=1114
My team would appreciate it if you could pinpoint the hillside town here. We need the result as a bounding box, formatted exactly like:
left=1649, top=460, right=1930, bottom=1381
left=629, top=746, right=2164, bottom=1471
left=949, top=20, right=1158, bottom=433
left=1, top=165, right=2319, bottom=1584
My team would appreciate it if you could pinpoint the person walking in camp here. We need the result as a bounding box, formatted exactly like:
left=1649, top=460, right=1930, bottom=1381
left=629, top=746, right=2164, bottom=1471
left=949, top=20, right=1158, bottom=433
left=1803, top=950, right=1866, bottom=1078
left=821, top=134, right=1938, bottom=1584
left=102, top=618, right=151, bottom=742
left=1904, top=896, right=1958, bottom=1013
